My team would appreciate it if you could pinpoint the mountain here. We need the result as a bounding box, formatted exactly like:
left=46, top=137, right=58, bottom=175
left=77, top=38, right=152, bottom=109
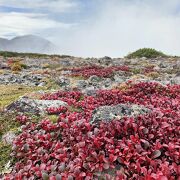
left=0, top=35, right=57, bottom=54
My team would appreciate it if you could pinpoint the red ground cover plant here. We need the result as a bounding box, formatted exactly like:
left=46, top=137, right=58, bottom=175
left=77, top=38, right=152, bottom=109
left=4, top=82, right=180, bottom=180
left=66, top=65, right=130, bottom=78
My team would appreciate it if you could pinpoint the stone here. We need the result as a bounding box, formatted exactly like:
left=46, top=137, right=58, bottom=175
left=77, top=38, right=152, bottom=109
left=99, top=56, right=112, bottom=65
left=56, top=76, right=70, bottom=87
left=76, top=80, right=88, bottom=89
left=91, top=104, right=150, bottom=124
left=88, top=75, right=100, bottom=84
left=2, top=131, right=16, bottom=145
left=171, top=75, right=180, bottom=84
left=6, top=97, right=68, bottom=114
left=113, top=74, right=125, bottom=83
left=82, top=86, right=97, bottom=96
left=59, top=59, right=71, bottom=66
left=159, top=62, right=168, bottom=68
left=103, top=78, right=112, bottom=87
left=0, top=62, right=9, bottom=69
left=38, top=82, right=46, bottom=86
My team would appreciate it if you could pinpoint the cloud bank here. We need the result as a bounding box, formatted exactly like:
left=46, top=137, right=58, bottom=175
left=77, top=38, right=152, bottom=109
left=0, top=0, right=180, bottom=57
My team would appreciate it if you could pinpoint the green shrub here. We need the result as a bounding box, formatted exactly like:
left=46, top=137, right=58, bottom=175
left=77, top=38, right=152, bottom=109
left=132, top=68, right=141, bottom=74
left=126, top=48, right=167, bottom=59
left=20, top=63, right=28, bottom=69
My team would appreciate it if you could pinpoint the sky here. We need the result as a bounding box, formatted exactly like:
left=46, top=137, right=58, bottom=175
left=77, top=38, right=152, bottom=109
left=0, top=0, right=180, bottom=57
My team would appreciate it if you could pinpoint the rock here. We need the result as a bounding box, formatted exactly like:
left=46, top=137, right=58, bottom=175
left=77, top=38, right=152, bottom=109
left=2, top=131, right=16, bottom=145
left=38, top=82, right=46, bottom=86
left=77, top=80, right=88, bottom=89
left=91, top=104, right=150, bottom=124
left=159, top=62, right=168, bottom=68
left=6, top=97, right=68, bottom=114
left=82, top=86, right=97, bottom=96
left=88, top=75, right=100, bottom=84
left=103, top=78, right=112, bottom=87
left=99, top=56, right=112, bottom=65
left=56, top=76, right=70, bottom=87
left=113, top=74, right=125, bottom=83
left=171, top=75, right=180, bottom=84
left=0, top=73, right=45, bottom=86
left=59, top=59, right=71, bottom=66
left=0, top=62, right=9, bottom=69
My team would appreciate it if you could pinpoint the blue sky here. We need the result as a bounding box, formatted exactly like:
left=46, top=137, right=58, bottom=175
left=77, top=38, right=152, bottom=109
left=0, top=0, right=180, bottom=57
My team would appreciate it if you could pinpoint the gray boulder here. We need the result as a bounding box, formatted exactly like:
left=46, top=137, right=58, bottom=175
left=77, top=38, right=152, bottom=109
left=77, top=80, right=88, bottom=89
left=82, top=86, right=97, bottom=96
left=91, top=104, right=150, bottom=124
left=88, top=75, right=100, bottom=84
left=7, top=97, right=67, bottom=114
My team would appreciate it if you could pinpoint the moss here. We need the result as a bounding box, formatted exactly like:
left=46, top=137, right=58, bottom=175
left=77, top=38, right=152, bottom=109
left=68, top=106, right=83, bottom=113
left=0, top=112, right=20, bottom=139
left=0, top=143, right=12, bottom=173
left=44, top=78, right=60, bottom=90
left=47, top=115, right=59, bottom=123
left=0, top=85, right=45, bottom=109
left=131, top=68, right=141, bottom=74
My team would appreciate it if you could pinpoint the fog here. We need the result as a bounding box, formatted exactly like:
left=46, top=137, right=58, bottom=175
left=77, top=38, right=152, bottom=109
left=1, top=0, right=180, bottom=57
left=51, top=0, right=180, bottom=57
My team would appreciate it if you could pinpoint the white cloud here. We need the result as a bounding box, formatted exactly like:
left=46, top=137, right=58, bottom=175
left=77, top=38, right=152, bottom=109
left=0, top=12, right=74, bottom=38
left=53, top=0, right=180, bottom=57
left=0, top=0, right=77, bottom=12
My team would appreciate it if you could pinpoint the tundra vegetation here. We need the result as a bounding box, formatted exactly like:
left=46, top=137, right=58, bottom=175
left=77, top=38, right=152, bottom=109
left=0, top=49, right=179, bottom=179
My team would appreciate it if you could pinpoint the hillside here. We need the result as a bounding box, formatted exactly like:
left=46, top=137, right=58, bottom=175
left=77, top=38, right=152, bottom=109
left=0, top=50, right=179, bottom=179
left=0, top=35, right=57, bottom=54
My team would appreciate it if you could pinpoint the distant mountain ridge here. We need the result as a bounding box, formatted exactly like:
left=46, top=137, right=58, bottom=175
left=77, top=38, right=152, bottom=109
left=0, top=35, right=57, bottom=54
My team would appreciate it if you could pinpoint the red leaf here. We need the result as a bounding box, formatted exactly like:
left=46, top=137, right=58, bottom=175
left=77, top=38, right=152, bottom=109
left=109, top=154, right=117, bottom=162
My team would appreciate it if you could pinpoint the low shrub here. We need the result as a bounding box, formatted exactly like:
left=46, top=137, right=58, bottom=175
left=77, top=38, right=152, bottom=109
left=68, top=65, right=130, bottom=78
left=146, top=72, right=160, bottom=79
left=10, top=63, right=22, bottom=72
left=4, top=82, right=180, bottom=179
left=126, top=48, right=167, bottom=59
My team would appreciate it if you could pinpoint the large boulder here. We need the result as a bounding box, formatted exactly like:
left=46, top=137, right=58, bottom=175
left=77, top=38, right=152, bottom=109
left=91, top=104, right=150, bottom=124
left=6, top=97, right=67, bottom=114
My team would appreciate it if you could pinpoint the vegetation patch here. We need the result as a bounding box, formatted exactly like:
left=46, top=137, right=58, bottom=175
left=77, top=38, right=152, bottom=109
left=0, top=112, right=19, bottom=139
left=0, top=85, right=45, bottom=109
left=126, top=48, right=167, bottom=59
left=0, top=51, right=72, bottom=59
left=0, top=143, right=12, bottom=174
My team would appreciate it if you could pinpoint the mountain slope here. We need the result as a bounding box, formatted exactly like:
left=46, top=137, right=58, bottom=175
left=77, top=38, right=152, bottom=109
left=0, top=35, right=57, bottom=54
